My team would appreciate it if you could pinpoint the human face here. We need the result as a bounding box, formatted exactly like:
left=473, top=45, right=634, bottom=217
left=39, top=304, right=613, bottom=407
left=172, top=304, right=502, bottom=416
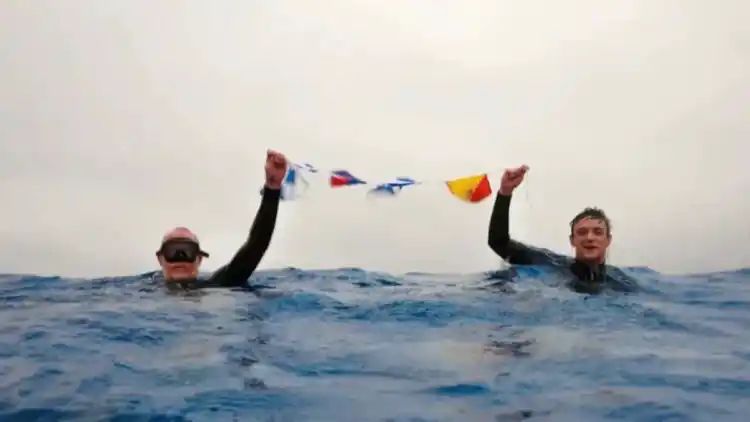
left=158, top=256, right=202, bottom=281
left=569, top=217, right=611, bottom=265
left=157, top=240, right=204, bottom=281
left=156, top=228, right=207, bottom=281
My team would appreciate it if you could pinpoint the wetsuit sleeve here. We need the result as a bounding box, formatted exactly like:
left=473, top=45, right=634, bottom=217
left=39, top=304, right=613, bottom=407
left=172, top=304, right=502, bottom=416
left=207, top=187, right=281, bottom=287
left=487, top=193, right=561, bottom=265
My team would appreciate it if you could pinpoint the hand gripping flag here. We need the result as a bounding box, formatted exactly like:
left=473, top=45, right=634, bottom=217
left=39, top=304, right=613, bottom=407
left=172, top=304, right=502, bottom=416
left=445, top=173, right=492, bottom=203
left=330, top=170, right=366, bottom=187
left=260, top=162, right=312, bottom=200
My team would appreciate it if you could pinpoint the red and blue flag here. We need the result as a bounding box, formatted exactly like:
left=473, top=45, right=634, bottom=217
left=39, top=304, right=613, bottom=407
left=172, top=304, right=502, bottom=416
left=330, top=170, right=366, bottom=187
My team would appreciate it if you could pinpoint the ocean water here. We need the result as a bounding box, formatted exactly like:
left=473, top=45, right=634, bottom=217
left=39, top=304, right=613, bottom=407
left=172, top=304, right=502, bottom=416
left=0, top=266, right=749, bottom=421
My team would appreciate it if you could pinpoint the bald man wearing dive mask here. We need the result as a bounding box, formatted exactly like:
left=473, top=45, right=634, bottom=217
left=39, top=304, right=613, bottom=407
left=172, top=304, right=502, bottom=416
left=155, top=150, right=287, bottom=288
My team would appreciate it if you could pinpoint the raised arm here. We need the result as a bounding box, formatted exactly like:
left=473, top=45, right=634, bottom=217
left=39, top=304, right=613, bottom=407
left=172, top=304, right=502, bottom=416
left=488, top=192, right=521, bottom=260
left=487, top=165, right=549, bottom=265
left=208, top=150, right=287, bottom=287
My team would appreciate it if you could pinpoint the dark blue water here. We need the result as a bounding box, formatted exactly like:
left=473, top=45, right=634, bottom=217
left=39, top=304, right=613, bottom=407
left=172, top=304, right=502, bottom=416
left=1, top=266, right=749, bottom=421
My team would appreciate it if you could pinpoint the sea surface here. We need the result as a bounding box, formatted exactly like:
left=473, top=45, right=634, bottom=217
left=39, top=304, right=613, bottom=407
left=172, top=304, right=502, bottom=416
left=1, top=266, right=749, bottom=421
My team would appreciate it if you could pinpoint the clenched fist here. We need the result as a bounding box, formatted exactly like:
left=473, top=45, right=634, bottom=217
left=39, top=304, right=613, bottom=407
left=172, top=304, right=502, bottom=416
left=499, top=165, right=529, bottom=196
left=265, top=150, right=288, bottom=190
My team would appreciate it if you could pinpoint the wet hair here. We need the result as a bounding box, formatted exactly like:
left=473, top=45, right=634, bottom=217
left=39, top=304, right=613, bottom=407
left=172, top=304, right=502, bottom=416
left=570, top=207, right=611, bottom=237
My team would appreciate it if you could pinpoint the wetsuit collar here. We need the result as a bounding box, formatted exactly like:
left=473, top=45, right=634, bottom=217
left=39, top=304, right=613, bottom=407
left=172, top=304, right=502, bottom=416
left=570, top=260, right=607, bottom=282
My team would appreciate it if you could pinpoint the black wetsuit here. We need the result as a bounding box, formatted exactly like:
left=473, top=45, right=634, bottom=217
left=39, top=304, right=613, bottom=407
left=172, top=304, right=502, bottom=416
left=488, top=193, right=637, bottom=293
left=164, top=187, right=281, bottom=290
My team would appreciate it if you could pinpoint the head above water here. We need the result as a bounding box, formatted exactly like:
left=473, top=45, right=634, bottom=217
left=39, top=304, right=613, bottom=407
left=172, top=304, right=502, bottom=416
left=156, top=227, right=209, bottom=281
left=569, top=208, right=612, bottom=265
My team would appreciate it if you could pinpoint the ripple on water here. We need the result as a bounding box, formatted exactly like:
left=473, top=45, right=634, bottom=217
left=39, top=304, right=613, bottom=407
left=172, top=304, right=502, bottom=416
left=0, top=267, right=748, bottom=420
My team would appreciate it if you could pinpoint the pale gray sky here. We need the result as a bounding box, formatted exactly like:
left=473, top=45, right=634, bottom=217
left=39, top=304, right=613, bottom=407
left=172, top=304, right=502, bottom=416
left=1, top=0, right=748, bottom=278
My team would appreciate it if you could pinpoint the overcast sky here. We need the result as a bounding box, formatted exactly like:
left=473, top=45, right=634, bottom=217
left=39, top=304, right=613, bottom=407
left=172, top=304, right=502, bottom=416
left=1, top=0, right=748, bottom=278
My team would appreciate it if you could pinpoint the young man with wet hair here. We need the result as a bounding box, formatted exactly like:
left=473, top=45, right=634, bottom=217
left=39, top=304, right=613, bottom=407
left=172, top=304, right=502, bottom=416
left=154, top=150, right=288, bottom=289
left=487, top=165, right=637, bottom=293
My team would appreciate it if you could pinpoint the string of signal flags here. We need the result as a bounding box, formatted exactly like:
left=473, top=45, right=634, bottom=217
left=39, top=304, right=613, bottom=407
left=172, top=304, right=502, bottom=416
left=261, top=159, right=517, bottom=204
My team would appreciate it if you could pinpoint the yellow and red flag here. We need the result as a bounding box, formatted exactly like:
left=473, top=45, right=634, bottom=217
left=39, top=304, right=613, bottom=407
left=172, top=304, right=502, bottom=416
left=445, top=174, right=492, bottom=203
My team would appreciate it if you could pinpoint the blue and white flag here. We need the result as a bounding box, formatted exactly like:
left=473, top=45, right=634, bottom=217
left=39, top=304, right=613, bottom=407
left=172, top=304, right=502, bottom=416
left=368, top=177, right=418, bottom=196
left=280, top=166, right=311, bottom=200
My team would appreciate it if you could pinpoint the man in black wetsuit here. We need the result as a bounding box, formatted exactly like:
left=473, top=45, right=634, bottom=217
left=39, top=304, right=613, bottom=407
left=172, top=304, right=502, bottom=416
left=154, top=150, right=287, bottom=289
left=487, top=165, right=637, bottom=293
